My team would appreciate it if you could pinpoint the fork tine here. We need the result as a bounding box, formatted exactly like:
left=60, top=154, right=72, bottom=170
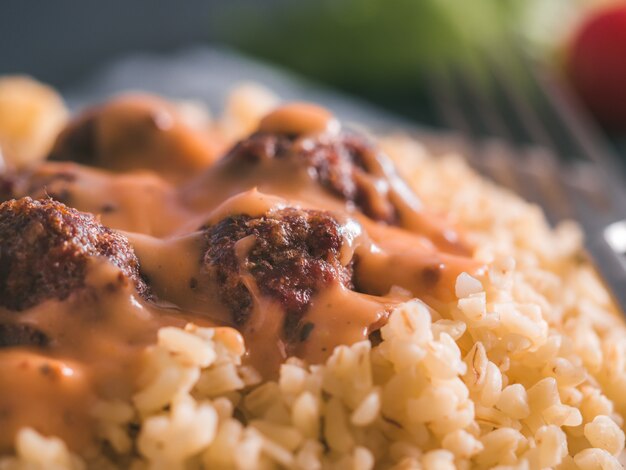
left=485, top=51, right=556, bottom=151
left=430, top=50, right=604, bottom=224
left=520, top=49, right=626, bottom=214
left=441, top=59, right=567, bottom=214
left=416, top=68, right=508, bottom=194
left=426, top=68, right=475, bottom=140
left=562, top=163, right=626, bottom=310
left=425, top=66, right=511, bottom=192
left=448, top=64, right=514, bottom=141
left=428, top=40, right=626, bottom=316
left=479, top=139, right=526, bottom=193
left=513, top=48, right=626, bottom=315
left=425, top=67, right=487, bottom=175
left=524, top=147, right=576, bottom=223
left=482, top=51, right=577, bottom=224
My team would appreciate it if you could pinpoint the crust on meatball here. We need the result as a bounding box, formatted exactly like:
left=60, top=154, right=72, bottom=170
left=202, top=208, right=352, bottom=338
left=223, top=131, right=399, bottom=223
left=0, top=324, right=49, bottom=348
left=0, top=197, right=148, bottom=311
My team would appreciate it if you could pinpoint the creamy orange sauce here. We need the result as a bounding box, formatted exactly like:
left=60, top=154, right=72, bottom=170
left=0, top=98, right=485, bottom=454
left=50, top=94, right=222, bottom=178
left=258, top=102, right=341, bottom=136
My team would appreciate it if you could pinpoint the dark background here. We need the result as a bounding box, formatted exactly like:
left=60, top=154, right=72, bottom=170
left=1, top=1, right=242, bottom=88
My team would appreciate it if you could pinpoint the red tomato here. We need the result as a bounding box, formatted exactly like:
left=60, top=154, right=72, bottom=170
left=567, top=2, right=626, bottom=131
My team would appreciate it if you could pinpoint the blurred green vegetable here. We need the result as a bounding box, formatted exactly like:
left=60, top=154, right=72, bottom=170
left=215, top=0, right=583, bottom=121
left=219, top=1, right=531, bottom=86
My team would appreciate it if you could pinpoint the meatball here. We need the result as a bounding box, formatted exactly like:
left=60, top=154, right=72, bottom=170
left=0, top=169, right=76, bottom=206
left=202, top=208, right=352, bottom=338
left=48, top=110, right=97, bottom=167
left=48, top=94, right=217, bottom=176
left=0, top=197, right=148, bottom=311
left=224, top=131, right=399, bottom=224
left=0, top=174, right=15, bottom=202
left=0, top=324, right=49, bottom=348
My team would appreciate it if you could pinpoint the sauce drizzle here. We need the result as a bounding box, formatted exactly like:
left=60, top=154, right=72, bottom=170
left=0, top=99, right=484, bottom=452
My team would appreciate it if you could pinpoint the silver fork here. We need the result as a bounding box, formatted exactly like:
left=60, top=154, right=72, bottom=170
left=427, top=44, right=626, bottom=314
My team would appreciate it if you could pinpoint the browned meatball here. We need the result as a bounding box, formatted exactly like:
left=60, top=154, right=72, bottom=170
left=0, top=324, right=49, bottom=348
left=48, top=110, right=98, bottom=167
left=0, top=169, right=76, bottom=206
left=48, top=94, right=218, bottom=176
left=0, top=197, right=148, bottom=311
left=0, top=174, right=15, bottom=202
left=223, top=132, right=399, bottom=224
left=202, top=208, right=352, bottom=339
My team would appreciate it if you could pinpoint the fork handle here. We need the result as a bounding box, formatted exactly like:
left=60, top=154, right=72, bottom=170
left=587, top=221, right=626, bottom=314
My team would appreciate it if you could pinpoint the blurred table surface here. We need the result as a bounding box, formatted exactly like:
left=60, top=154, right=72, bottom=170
left=63, top=47, right=413, bottom=132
